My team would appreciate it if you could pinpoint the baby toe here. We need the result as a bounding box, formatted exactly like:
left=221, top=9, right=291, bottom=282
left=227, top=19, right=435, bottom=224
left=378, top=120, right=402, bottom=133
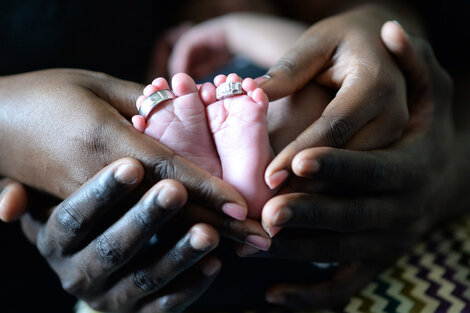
left=151, top=77, right=170, bottom=90
left=214, top=74, right=227, bottom=87
left=226, top=73, right=242, bottom=83
left=242, top=78, right=258, bottom=93
left=172, top=73, right=198, bottom=97
left=131, top=115, right=146, bottom=133
left=251, top=88, right=269, bottom=111
left=200, top=82, right=217, bottom=106
left=136, top=95, right=146, bottom=109
left=143, top=84, right=159, bottom=97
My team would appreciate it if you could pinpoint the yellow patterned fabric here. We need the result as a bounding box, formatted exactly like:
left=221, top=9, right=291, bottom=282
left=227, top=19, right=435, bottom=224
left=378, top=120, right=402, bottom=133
left=75, top=216, right=470, bottom=313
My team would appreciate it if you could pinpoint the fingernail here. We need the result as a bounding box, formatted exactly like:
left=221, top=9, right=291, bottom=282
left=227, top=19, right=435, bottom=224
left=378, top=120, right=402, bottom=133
left=235, top=244, right=260, bottom=257
left=202, top=258, right=221, bottom=277
left=245, top=235, right=271, bottom=251
left=265, top=169, right=289, bottom=190
left=114, top=163, right=138, bottom=184
left=273, top=207, right=292, bottom=226
left=254, top=74, right=271, bottom=85
left=156, top=186, right=181, bottom=210
left=222, top=203, right=247, bottom=221
left=392, top=19, right=402, bottom=27
left=266, top=292, right=285, bottom=304
left=297, top=159, right=320, bottom=175
left=262, top=220, right=282, bottom=238
left=189, top=227, right=215, bottom=251
left=268, top=226, right=282, bottom=238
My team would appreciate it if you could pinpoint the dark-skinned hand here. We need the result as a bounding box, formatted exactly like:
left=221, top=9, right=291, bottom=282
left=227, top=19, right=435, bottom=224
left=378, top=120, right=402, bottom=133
left=248, top=21, right=455, bottom=310
left=20, top=158, right=269, bottom=312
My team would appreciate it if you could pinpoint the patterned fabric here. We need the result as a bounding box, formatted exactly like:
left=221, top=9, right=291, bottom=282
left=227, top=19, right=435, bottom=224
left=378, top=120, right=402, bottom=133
left=345, top=216, right=470, bottom=313
left=75, top=216, right=470, bottom=313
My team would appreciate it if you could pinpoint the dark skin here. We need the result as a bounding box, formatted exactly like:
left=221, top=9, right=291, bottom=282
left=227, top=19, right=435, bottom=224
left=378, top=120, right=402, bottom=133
left=252, top=21, right=464, bottom=310
left=20, top=158, right=223, bottom=313
left=1, top=3, right=466, bottom=312
left=0, top=69, right=270, bottom=244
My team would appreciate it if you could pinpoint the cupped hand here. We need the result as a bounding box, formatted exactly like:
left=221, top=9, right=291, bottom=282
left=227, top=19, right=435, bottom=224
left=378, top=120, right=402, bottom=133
left=254, top=21, right=455, bottom=309
left=20, top=158, right=261, bottom=312
left=262, top=5, right=421, bottom=189
left=0, top=68, right=252, bottom=223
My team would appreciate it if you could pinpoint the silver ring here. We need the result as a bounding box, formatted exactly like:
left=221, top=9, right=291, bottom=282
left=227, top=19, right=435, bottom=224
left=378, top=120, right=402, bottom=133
left=216, top=82, right=245, bottom=100
left=138, top=89, right=176, bottom=120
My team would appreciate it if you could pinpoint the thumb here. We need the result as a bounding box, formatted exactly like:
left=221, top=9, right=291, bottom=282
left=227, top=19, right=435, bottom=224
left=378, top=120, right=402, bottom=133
left=258, top=29, right=338, bottom=101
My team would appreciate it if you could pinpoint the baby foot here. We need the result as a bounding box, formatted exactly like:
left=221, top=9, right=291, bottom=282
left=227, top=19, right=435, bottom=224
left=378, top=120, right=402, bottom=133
left=200, top=73, right=274, bottom=219
left=132, top=73, right=221, bottom=177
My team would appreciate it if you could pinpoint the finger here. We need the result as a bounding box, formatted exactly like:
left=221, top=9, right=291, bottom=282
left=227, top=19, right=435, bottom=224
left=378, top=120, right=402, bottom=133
left=100, top=224, right=219, bottom=309
left=137, top=256, right=221, bottom=313
left=199, top=82, right=217, bottom=106
left=0, top=178, right=28, bottom=222
left=259, top=28, right=339, bottom=101
left=78, top=180, right=188, bottom=280
left=266, top=261, right=384, bottom=310
left=85, top=120, right=248, bottom=220
left=381, top=21, right=429, bottom=92
left=264, top=69, right=407, bottom=189
left=381, top=20, right=452, bottom=117
left=37, top=158, right=144, bottom=255
left=183, top=203, right=271, bottom=251
left=291, top=147, right=417, bottom=191
left=343, top=108, right=408, bottom=150
left=261, top=193, right=413, bottom=236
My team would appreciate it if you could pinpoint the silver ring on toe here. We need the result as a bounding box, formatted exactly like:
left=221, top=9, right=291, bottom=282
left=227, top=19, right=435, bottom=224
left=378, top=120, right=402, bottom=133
left=215, top=81, right=245, bottom=100
left=138, top=89, right=176, bottom=121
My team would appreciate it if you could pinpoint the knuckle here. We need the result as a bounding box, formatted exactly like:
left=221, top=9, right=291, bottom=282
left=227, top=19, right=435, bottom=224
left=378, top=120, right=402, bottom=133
left=167, top=247, right=187, bottom=266
left=61, top=270, right=88, bottom=296
left=55, top=200, right=87, bottom=237
left=133, top=269, right=159, bottom=292
left=323, top=116, right=354, bottom=147
left=95, top=232, right=124, bottom=267
left=131, top=206, right=156, bottom=233
left=271, top=56, right=300, bottom=78
left=153, top=154, right=177, bottom=180
left=220, top=218, right=239, bottom=237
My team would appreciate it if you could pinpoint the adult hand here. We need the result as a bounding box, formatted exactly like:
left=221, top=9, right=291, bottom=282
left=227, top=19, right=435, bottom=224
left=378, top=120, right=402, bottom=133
left=0, top=69, right=251, bottom=222
left=261, top=5, right=423, bottom=189
left=21, top=158, right=268, bottom=312
left=252, top=21, right=455, bottom=310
